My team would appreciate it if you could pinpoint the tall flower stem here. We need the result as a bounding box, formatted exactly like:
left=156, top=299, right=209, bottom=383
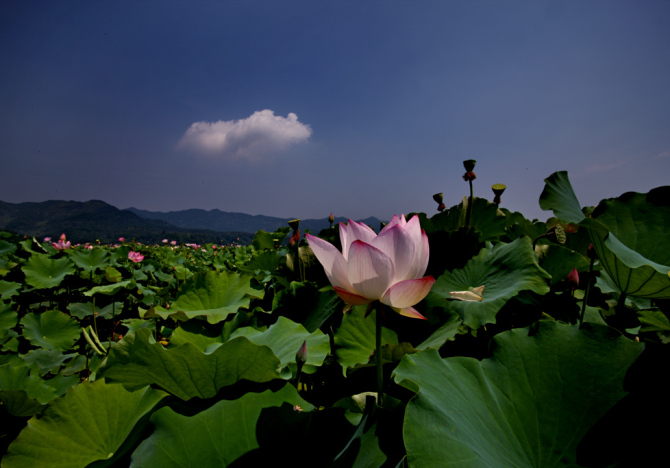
left=376, top=305, right=384, bottom=408
left=580, top=257, right=595, bottom=323
left=466, top=179, right=474, bottom=227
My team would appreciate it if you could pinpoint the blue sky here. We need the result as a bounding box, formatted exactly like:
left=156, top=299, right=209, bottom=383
left=2, top=0, right=669, bottom=223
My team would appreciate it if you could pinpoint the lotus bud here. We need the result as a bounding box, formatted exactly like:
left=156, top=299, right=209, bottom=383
left=296, top=340, right=307, bottom=364
left=567, top=268, right=579, bottom=288
left=433, top=193, right=445, bottom=212
left=329, top=213, right=335, bottom=223
left=492, top=184, right=506, bottom=205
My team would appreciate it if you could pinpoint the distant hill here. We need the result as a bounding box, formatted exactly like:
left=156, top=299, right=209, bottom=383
left=125, top=207, right=383, bottom=234
left=0, top=200, right=254, bottom=245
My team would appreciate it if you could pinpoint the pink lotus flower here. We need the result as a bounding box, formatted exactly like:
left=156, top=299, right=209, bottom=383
left=52, top=233, right=71, bottom=250
left=162, top=239, right=168, bottom=243
left=128, top=251, right=144, bottom=263
left=170, top=240, right=177, bottom=245
left=44, top=237, right=51, bottom=242
left=119, top=237, right=125, bottom=243
left=306, top=215, right=434, bottom=319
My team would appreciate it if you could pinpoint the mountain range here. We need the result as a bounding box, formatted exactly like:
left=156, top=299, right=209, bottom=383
left=0, top=200, right=381, bottom=245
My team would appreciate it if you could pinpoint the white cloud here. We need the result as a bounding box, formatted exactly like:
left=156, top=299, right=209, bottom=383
left=653, top=150, right=670, bottom=159
left=178, top=110, right=312, bottom=160
left=573, top=159, right=629, bottom=177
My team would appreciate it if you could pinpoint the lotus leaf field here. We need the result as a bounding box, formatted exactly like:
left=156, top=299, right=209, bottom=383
left=1, top=170, right=669, bottom=467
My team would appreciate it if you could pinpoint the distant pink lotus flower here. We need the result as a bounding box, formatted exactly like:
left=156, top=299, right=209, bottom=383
left=170, top=240, right=177, bottom=245
left=162, top=239, right=168, bottom=243
left=119, top=237, right=125, bottom=242
left=306, top=215, right=434, bottom=320
left=52, top=233, right=71, bottom=250
left=44, top=237, right=51, bottom=242
left=128, top=251, right=144, bottom=263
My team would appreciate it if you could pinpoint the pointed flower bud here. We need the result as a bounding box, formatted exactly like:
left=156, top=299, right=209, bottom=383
left=296, top=340, right=307, bottom=364
left=567, top=268, right=579, bottom=288
left=329, top=213, right=335, bottom=224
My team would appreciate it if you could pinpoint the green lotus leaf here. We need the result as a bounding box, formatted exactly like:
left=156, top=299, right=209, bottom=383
left=334, top=306, right=398, bottom=376
left=426, top=237, right=551, bottom=329
left=0, top=280, right=21, bottom=300
left=272, top=281, right=341, bottom=332
left=0, top=365, right=59, bottom=410
left=67, top=248, right=110, bottom=272
left=98, top=328, right=282, bottom=400
left=230, top=316, right=330, bottom=378
left=252, top=228, right=289, bottom=250
left=0, top=239, right=18, bottom=255
left=129, top=384, right=311, bottom=467
left=392, top=321, right=644, bottom=467
left=1, top=301, right=18, bottom=343
left=238, top=250, right=282, bottom=275
left=22, top=349, right=76, bottom=375
left=83, top=280, right=134, bottom=296
left=22, top=254, right=76, bottom=289
left=416, top=313, right=463, bottom=350
left=20, top=310, right=80, bottom=351
left=416, top=197, right=506, bottom=242
left=68, top=301, right=123, bottom=319
left=148, top=271, right=264, bottom=324
left=167, top=320, right=224, bottom=352
left=539, top=171, right=587, bottom=224
left=536, top=244, right=591, bottom=286
left=3, top=379, right=167, bottom=468
left=540, top=172, right=670, bottom=298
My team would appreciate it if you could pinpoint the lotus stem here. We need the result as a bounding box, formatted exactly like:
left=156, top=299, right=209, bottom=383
left=580, top=257, right=595, bottom=324
left=466, top=179, right=474, bottom=227
left=376, top=305, right=384, bottom=408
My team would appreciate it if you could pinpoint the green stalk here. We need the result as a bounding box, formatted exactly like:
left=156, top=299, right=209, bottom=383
left=465, top=179, right=474, bottom=227
left=376, top=306, right=384, bottom=408
left=580, top=257, right=595, bottom=324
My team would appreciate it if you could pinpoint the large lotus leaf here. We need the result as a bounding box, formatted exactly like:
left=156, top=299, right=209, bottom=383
left=272, top=281, right=341, bottom=332
left=230, top=316, right=330, bottom=378
left=22, top=254, right=76, bottom=289
left=0, top=365, right=59, bottom=409
left=540, top=172, right=670, bottom=298
left=98, top=328, right=281, bottom=400
left=392, top=321, right=644, bottom=467
left=129, top=384, right=312, bottom=467
left=22, top=349, right=76, bottom=375
left=68, top=301, right=123, bottom=320
left=538, top=171, right=587, bottom=224
left=416, top=313, right=463, bottom=350
left=416, top=197, right=506, bottom=242
left=334, top=306, right=398, bottom=376
left=536, top=244, right=591, bottom=286
left=3, top=379, right=167, bottom=468
left=148, top=271, right=264, bottom=324
left=67, top=248, right=110, bottom=272
left=0, top=280, right=21, bottom=300
left=1, top=301, right=18, bottom=343
left=20, top=310, right=80, bottom=351
left=83, top=280, right=134, bottom=297
left=426, top=237, right=551, bottom=329
left=0, top=239, right=18, bottom=255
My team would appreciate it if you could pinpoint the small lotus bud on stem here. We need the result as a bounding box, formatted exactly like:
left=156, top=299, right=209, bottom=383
left=329, top=212, right=335, bottom=228
left=587, top=244, right=597, bottom=260
left=295, top=340, right=307, bottom=390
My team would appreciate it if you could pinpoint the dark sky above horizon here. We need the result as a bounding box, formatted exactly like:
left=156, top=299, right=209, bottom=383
left=2, top=0, right=669, bottom=222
